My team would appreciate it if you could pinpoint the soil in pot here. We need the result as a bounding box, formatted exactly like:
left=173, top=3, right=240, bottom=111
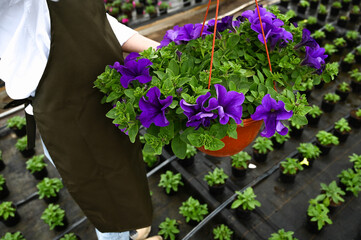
left=306, top=215, right=323, bottom=233
left=44, top=193, right=60, bottom=204
left=349, top=110, right=361, bottom=128
left=231, top=166, right=247, bottom=178
left=325, top=30, right=337, bottom=40
left=0, top=183, right=10, bottom=200
left=341, top=1, right=350, bottom=11
left=316, top=141, right=332, bottom=155
left=290, top=126, right=304, bottom=138
left=335, top=89, right=349, bottom=101
left=351, top=80, right=361, bottom=93
left=279, top=169, right=297, bottom=183
left=20, top=148, right=35, bottom=158
left=355, top=52, right=361, bottom=62
left=135, top=6, right=144, bottom=15
left=330, top=6, right=340, bottom=16
left=1, top=211, right=21, bottom=227
left=321, top=100, right=336, bottom=113
left=314, top=80, right=325, bottom=89
left=337, top=18, right=348, bottom=28
left=317, top=13, right=327, bottom=21
left=235, top=208, right=252, bottom=220
left=333, top=129, right=350, bottom=142
left=54, top=216, right=68, bottom=232
left=209, top=184, right=225, bottom=196
left=297, top=5, right=307, bottom=14
left=11, top=127, right=26, bottom=138
left=271, top=138, right=285, bottom=149
left=0, top=161, right=5, bottom=171
left=310, top=0, right=319, bottom=8
left=349, top=13, right=359, bottom=22
left=340, top=60, right=353, bottom=72
left=32, top=167, right=48, bottom=180
left=253, top=149, right=268, bottom=163
left=307, top=114, right=321, bottom=126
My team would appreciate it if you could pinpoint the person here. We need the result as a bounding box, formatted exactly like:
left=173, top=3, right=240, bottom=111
left=0, top=0, right=162, bottom=239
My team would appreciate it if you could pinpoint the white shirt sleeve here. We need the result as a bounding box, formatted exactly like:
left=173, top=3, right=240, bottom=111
left=106, top=13, right=138, bottom=46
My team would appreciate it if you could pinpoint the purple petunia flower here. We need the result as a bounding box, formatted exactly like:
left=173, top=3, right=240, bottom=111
left=109, top=61, right=122, bottom=72
left=176, top=23, right=212, bottom=42
left=124, top=52, right=140, bottom=62
left=294, top=29, right=318, bottom=49
left=118, top=57, right=153, bottom=88
left=207, top=16, right=241, bottom=33
left=180, top=92, right=218, bottom=130
left=139, top=86, right=173, bottom=128
left=251, top=94, right=293, bottom=138
left=205, top=84, right=244, bottom=125
left=158, top=25, right=182, bottom=49
left=301, top=46, right=328, bottom=74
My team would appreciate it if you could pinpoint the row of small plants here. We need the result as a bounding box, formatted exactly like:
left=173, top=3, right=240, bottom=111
left=0, top=232, right=79, bottom=240
left=306, top=153, right=361, bottom=232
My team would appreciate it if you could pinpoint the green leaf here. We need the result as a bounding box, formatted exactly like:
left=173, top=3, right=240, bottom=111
left=154, top=71, right=166, bottom=80
left=128, top=124, right=139, bottom=143
left=187, top=133, right=204, bottom=147
left=168, top=59, right=180, bottom=76
left=227, top=122, right=238, bottom=139
left=171, top=135, right=187, bottom=159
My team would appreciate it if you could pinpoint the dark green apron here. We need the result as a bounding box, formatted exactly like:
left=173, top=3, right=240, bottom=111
left=32, top=0, right=152, bottom=232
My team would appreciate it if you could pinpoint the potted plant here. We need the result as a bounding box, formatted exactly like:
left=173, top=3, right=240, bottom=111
left=41, top=203, right=68, bottom=231
left=306, top=105, right=323, bottom=126
left=252, top=137, right=273, bottom=162
left=310, top=0, right=319, bottom=9
left=317, top=4, right=327, bottom=21
left=95, top=7, right=337, bottom=160
left=145, top=5, right=157, bottom=18
left=158, top=218, right=179, bottom=240
left=321, top=0, right=329, bottom=5
left=179, top=196, right=208, bottom=225
left=349, top=108, right=361, bottom=128
left=317, top=181, right=345, bottom=211
left=230, top=151, right=251, bottom=177
left=335, top=82, right=350, bottom=101
left=324, top=24, right=337, bottom=39
left=37, top=177, right=64, bottom=204
left=0, top=201, right=20, bottom=227
left=6, top=116, right=26, bottom=137
left=271, top=132, right=290, bottom=149
left=158, top=170, right=184, bottom=195
left=143, top=152, right=160, bottom=171
left=26, top=154, right=48, bottom=180
left=0, top=150, right=5, bottom=171
left=158, top=1, right=169, bottom=15
left=330, top=1, right=342, bottom=16
left=145, top=0, right=158, bottom=6
left=349, top=153, right=361, bottom=171
left=0, top=175, right=9, bottom=200
left=279, top=157, right=304, bottom=183
left=204, top=167, right=228, bottom=195
left=321, top=93, right=340, bottom=112
left=311, top=30, right=325, bottom=46
left=315, top=130, right=339, bottom=155
left=15, top=136, right=35, bottom=158
left=298, top=78, right=313, bottom=98
left=212, top=224, right=233, bottom=240
left=324, top=43, right=338, bottom=56
left=341, top=0, right=351, bottom=11
left=306, top=200, right=332, bottom=232
left=121, top=2, right=134, bottom=19
left=349, top=69, right=361, bottom=93
left=333, top=37, right=347, bottom=54
left=297, top=142, right=321, bottom=168
left=297, top=0, right=310, bottom=14
left=338, top=168, right=361, bottom=196
left=337, top=15, right=349, bottom=28
left=345, top=30, right=360, bottom=48
left=333, top=118, right=351, bottom=142
left=289, top=118, right=304, bottom=138
left=0, top=232, right=25, bottom=240
left=135, top=1, right=145, bottom=15
left=231, top=187, right=261, bottom=220
left=268, top=229, right=298, bottom=240
left=59, top=233, right=81, bottom=240
left=108, top=6, right=120, bottom=17
left=280, top=0, right=290, bottom=8
left=306, top=16, right=318, bottom=32
left=355, top=46, right=361, bottom=62
left=341, top=53, right=355, bottom=72
left=350, top=5, right=360, bottom=22
left=117, top=14, right=129, bottom=26
left=178, top=144, right=196, bottom=167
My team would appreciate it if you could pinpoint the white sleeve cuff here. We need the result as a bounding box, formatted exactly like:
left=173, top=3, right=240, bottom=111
left=106, top=13, right=138, bottom=46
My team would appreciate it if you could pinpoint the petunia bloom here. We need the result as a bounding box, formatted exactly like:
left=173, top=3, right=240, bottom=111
left=158, top=25, right=182, bottom=49
left=205, top=84, right=244, bottom=125
left=301, top=46, right=328, bottom=74
left=294, top=28, right=318, bottom=49
left=176, top=23, right=212, bottom=43
left=180, top=92, right=218, bottom=130
left=139, top=86, right=173, bottom=128
left=251, top=94, right=293, bottom=138
left=118, top=57, right=153, bottom=88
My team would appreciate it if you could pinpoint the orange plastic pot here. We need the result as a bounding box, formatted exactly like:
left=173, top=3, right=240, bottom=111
left=198, top=118, right=263, bottom=157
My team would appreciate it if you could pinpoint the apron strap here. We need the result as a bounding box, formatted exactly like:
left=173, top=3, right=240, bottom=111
left=4, top=98, right=36, bottom=150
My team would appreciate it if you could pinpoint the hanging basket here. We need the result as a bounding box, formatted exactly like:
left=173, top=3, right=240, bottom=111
left=198, top=118, right=263, bottom=157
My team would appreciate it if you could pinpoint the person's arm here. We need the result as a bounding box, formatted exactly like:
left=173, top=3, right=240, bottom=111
left=122, top=33, right=159, bottom=53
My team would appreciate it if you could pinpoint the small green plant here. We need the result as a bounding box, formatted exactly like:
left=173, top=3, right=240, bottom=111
left=26, top=154, right=47, bottom=174
left=0, top=232, right=25, bottom=240
left=318, top=4, right=327, bottom=14
left=268, top=229, right=298, bottom=240
left=349, top=68, right=361, bottom=82
left=332, top=1, right=341, bottom=7
left=307, top=200, right=332, bottom=230
left=349, top=153, right=361, bottom=171
left=158, top=171, right=184, bottom=194
left=307, top=16, right=317, bottom=25
left=280, top=157, right=304, bottom=175
left=297, top=143, right=321, bottom=160
left=308, top=105, right=323, bottom=118
left=338, top=169, right=361, bottom=196
left=290, top=117, right=303, bottom=129
left=41, top=204, right=66, bottom=230
left=351, top=5, right=360, bottom=13
left=333, top=37, right=346, bottom=47
left=7, top=116, right=26, bottom=130
left=339, top=15, right=348, bottom=21
left=135, top=1, right=144, bottom=7
left=356, top=46, right=361, bottom=55
left=213, top=224, right=234, bottom=240
left=59, top=233, right=78, bottom=240
left=121, top=2, right=133, bottom=11
left=143, top=152, right=159, bottom=168
left=158, top=218, right=179, bottom=240
left=285, top=10, right=297, bottom=19
left=343, top=53, right=355, bottom=63
left=337, top=82, right=350, bottom=92
left=324, top=24, right=335, bottom=32
left=316, top=130, right=339, bottom=145
left=158, top=2, right=170, bottom=9
left=204, top=168, right=228, bottom=186
left=299, top=0, right=310, bottom=7
left=15, top=136, right=27, bottom=151
left=145, top=5, right=156, bottom=14
left=346, top=31, right=360, bottom=40
left=185, top=144, right=197, bottom=158
left=252, top=137, right=274, bottom=154
left=334, top=118, right=351, bottom=133
left=311, top=30, right=325, bottom=39
left=272, top=132, right=290, bottom=145
left=179, top=196, right=208, bottom=223
left=323, top=93, right=340, bottom=103
left=231, top=187, right=261, bottom=211
left=324, top=44, right=338, bottom=55
left=299, top=78, right=314, bottom=91
left=37, top=178, right=64, bottom=199
left=317, top=181, right=345, bottom=206
left=0, top=202, right=16, bottom=220
left=0, top=174, right=6, bottom=191
left=231, top=151, right=251, bottom=169
left=356, top=109, right=361, bottom=117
